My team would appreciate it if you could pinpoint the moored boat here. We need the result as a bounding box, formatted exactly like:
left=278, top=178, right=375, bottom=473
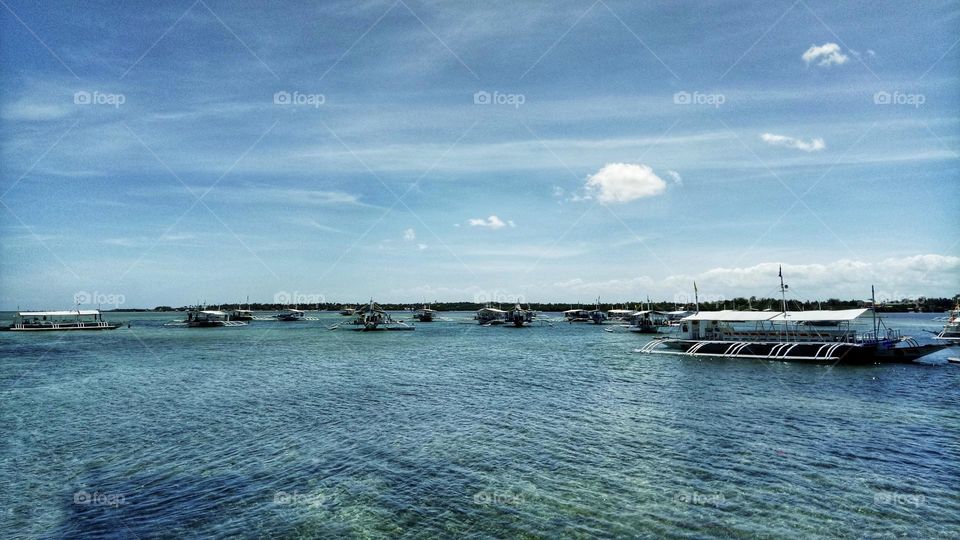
left=338, top=300, right=413, bottom=331
left=934, top=302, right=960, bottom=342
left=505, top=304, right=536, bottom=327
left=628, top=310, right=669, bottom=334
left=477, top=306, right=508, bottom=326
left=413, top=305, right=435, bottom=322
left=187, top=310, right=247, bottom=327
left=3, top=310, right=121, bottom=331
left=275, top=308, right=305, bottom=321
left=230, top=309, right=254, bottom=322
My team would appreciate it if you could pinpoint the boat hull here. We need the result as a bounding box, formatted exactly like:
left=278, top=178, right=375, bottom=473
left=4, top=323, right=122, bottom=331
left=653, top=339, right=948, bottom=364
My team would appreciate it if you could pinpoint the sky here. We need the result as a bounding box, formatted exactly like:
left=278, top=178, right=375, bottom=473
left=1, top=0, right=958, bottom=309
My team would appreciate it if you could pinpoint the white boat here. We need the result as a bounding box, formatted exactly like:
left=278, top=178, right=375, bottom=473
left=413, top=304, right=435, bottom=322
left=335, top=300, right=413, bottom=331
left=230, top=309, right=254, bottom=322
left=607, top=309, right=637, bottom=322
left=3, top=310, right=121, bottom=331
left=627, top=310, right=669, bottom=334
left=187, top=310, right=247, bottom=327
left=505, top=304, right=536, bottom=327
left=562, top=308, right=591, bottom=322
left=339, top=306, right=356, bottom=316
left=934, top=302, right=960, bottom=342
left=275, top=308, right=305, bottom=321
left=639, top=308, right=947, bottom=363
left=477, top=306, right=507, bottom=325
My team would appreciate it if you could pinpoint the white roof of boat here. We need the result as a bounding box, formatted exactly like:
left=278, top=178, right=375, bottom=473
left=631, top=310, right=668, bottom=316
left=682, top=309, right=869, bottom=322
left=608, top=309, right=636, bottom=314
left=479, top=307, right=507, bottom=313
left=769, top=309, right=870, bottom=322
left=18, top=310, right=100, bottom=316
left=199, top=310, right=228, bottom=315
left=283, top=308, right=305, bottom=313
left=563, top=308, right=588, bottom=313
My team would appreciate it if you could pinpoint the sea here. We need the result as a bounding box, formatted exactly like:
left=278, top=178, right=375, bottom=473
left=1, top=311, right=957, bottom=539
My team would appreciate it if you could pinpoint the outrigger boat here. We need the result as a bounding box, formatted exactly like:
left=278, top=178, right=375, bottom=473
left=607, top=309, right=637, bottom=323
left=413, top=304, right=435, bottom=322
left=229, top=309, right=254, bottom=322
left=275, top=308, right=305, bottom=321
left=3, top=310, right=121, bottom=331
left=339, top=306, right=356, bottom=316
left=187, top=310, right=247, bottom=328
left=627, top=310, right=669, bottom=334
left=330, top=300, right=414, bottom=331
left=505, top=304, right=536, bottom=327
left=562, top=308, right=591, bottom=323
left=638, top=280, right=947, bottom=363
left=933, top=302, right=960, bottom=342
left=476, top=305, right=508, bottom=326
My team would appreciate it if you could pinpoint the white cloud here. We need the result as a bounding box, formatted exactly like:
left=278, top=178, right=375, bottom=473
left=468, top=215, right=512, bottom=229
left=802, top=42, right=849, bottom=67
left=403, top=228, right=416, bottom=241
left=584, top=163, right=667, bottom=203
left=417, top=243, right=428, bottom=251
left=760, top=133, right=825, bottom=152
left=666, top=170, right=683, bottom=186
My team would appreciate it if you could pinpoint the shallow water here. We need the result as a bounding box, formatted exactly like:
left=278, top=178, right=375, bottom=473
left=1, top=312, right=958, bottom=538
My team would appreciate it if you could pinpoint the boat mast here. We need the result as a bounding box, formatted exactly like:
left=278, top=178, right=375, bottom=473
left=871, top=285, right=878, bottom=337
left=779, top=266, right=787, bottom=316
left=693, top=281, right=699, bottom=313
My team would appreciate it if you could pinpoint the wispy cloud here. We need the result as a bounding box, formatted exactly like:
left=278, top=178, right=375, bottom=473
left=760, top=133, right=825, bottom=152
left=468, top=215, right=514, bottom=229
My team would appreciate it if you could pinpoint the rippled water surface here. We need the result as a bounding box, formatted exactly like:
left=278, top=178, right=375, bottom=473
left=1, top=312, right=958, bottom=538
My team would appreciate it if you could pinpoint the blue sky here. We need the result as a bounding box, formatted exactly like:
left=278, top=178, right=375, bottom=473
left=1, top=0, right=958, bottom=309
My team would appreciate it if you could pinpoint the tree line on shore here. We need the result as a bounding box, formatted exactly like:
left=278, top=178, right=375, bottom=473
left=133, top=295, right=959, bottom=313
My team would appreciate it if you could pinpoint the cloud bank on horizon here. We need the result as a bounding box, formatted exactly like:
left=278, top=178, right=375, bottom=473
left=0, top=0, right=957, bottom=308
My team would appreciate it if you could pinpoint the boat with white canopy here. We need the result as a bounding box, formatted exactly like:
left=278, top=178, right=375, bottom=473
left=934, top=302, right=960, bottom=342
left=329, top=300, right=414, bottom=331
left=4, top=310, right=121, bottom=331
left=639, top=308, right=946, bottom=363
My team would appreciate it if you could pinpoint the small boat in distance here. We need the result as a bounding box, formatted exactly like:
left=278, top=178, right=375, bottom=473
left=3, top=310, right=121, bottom=331
left=934, top=302, right=960, bottom=342
left=414, top=304, right=435, bottom=322
left=275, top=308, right=305, bottom=321
left=477, top=306, right=508, bottom=326
left=607, top=309, right=637, bottom=323
left=628, top=310, right=669, bottom=334
left=339, top=306, right=356, bottom=316
left=506, top=304, right=536, bottom=327
left=187, top=309, right=247, bottom=328
left=230, top=309, right=254, bottom=322
left=563, top=308, right=591, bottom=323
left=334, top=300, right=413, bottom=331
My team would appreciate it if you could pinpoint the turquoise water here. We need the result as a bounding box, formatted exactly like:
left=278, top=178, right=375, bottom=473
left=1, top=312, right=958, bottom=538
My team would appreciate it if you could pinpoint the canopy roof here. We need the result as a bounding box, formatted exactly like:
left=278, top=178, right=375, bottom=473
left=199, top=310, right=228, bottom=315
left=479, top=307, right=507, bottom=314
left=682, top=309, right=869, bottom=322
left=607, top=309, right=636, bottom=315
left=18, top=310, right=100, bottom=317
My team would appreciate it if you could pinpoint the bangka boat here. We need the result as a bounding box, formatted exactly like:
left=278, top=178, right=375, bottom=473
left=476, top=306, right=508, bottom=326
left=333, top=300, right=413, bottom=331
left=627, top=310, right=669, bottom=334
left=229, top=309, right=255, bottom=322
left=638, top=308, right=946, bottom=363
left=562, top=308, right=591, bottom=323
left=607, top=309, right=637, bottom=323
left=934, top=302, right=960, bottom=342
left=275, top=308, right=305, bottom=321
left=413, top=305, right=435, bottom=322
left=3, top=310, right=122, bottom=331
left=187, top=310, right=247, bottom=327
left=339, top=306, right=356, bottom=316
left=505, top=304, right=536, bottom=327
